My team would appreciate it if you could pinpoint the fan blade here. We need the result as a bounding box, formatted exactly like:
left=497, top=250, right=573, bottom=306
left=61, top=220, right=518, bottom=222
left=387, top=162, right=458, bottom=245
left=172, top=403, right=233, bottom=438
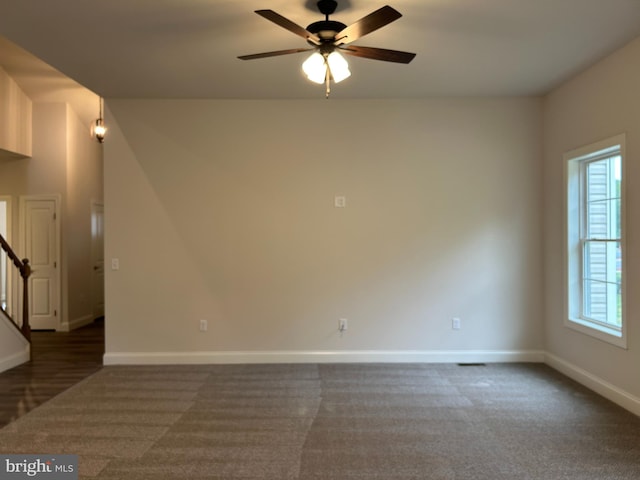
left=255, top=10, right=320, bottom=44
left=340, top=45, right=416, bottom=63
left=238, top=48, right=314, bottom=60
left=335, top=5, right=402, bottom=45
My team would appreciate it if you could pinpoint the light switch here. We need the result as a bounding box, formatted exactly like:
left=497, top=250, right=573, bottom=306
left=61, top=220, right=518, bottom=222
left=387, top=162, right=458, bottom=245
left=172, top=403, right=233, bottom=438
left=334, top=196, right=346, bottom=208
left=111, top=258, right=120, bottom=270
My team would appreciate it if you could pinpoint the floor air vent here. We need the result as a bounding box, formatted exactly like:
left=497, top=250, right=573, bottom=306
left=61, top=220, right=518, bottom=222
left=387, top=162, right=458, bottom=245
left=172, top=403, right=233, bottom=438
left=457, top=363, right=486, bottom=367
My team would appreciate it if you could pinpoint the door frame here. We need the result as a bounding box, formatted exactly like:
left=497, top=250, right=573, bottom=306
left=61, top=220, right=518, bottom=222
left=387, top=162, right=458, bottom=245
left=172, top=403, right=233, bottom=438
left=90, top=200, right=105, bottom=319
left=19, top=194, right=61, bottom=330
left=0, top=195, right=13, bottom=316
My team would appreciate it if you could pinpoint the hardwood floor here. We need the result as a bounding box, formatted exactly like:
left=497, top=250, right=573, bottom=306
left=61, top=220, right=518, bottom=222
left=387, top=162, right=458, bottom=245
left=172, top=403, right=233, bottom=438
left=0, top=318, right=104, bottom=428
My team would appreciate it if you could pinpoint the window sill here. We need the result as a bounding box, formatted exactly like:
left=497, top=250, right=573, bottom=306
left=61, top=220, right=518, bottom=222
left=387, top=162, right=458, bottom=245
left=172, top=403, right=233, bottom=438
left=566, top=316, right=627, bottom=349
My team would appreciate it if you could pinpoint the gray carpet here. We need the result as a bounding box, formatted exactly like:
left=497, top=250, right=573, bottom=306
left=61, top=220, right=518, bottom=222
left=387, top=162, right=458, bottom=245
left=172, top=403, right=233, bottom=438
left=1, top=363, right=639, bottom=479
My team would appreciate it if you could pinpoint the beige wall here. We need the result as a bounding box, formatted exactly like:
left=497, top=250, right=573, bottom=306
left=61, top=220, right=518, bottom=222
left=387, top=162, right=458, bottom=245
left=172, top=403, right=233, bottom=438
left=0, top=103, right=66, bottom=251
left=0, top=101, right=103, bottom=333
left=64, top=104, right=104, bottom=328
left=0, top=66, right=31, bottom=157
left=543, top=36, right=640, bottom=400
left=104, top=98, right=543, bottom=362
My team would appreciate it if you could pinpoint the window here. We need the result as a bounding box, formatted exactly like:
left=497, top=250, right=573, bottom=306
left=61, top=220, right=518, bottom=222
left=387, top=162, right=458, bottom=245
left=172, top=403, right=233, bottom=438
left=565, top=134, right=626, bottom=348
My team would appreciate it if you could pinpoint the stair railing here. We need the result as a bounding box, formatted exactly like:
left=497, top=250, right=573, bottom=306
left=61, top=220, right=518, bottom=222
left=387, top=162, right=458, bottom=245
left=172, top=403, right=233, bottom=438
left=0, top=233, right=31, bottom=342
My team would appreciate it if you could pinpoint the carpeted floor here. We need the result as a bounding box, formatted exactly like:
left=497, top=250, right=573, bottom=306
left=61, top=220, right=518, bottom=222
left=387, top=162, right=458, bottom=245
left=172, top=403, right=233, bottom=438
left=0, top=362, right=639, bottom=479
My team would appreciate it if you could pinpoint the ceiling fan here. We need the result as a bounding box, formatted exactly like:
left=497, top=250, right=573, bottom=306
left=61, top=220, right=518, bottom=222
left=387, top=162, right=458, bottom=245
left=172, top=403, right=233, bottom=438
left=238, top=0, right=416, bottom=97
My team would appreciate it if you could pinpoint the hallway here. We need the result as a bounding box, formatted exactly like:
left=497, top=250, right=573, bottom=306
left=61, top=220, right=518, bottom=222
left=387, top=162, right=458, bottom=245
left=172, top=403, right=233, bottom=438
left=0, top=319, right=104, bottom=427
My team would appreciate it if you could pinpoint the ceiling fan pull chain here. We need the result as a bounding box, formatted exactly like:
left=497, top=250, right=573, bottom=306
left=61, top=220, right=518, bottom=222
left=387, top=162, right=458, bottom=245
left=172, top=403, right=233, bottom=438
left=325, top=70, right=331, bottom=98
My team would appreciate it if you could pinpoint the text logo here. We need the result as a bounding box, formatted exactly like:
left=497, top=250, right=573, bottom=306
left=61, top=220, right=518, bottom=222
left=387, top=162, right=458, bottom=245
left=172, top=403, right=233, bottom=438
left=0, top=455, right=77, bottom=479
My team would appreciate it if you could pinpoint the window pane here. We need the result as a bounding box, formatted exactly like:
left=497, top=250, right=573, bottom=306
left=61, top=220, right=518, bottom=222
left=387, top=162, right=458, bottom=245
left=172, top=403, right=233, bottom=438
left=586, top=199, right=621, bottom=238
left=613, top=155, right=622, bottom=195
left=583, top=240, right=621, bottom=328
left=584, top=241, right=607, bottom=282
left=586, top=200, right=608, bottom=238
left=586, top=160, right=609, bottom=201
left=584, top=278, right=606, bottom=320
left=586, top=157, right=621, bottom=240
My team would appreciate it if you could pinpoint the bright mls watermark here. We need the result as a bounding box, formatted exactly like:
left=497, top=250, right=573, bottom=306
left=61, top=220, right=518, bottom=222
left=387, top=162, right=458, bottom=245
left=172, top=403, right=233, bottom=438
left=0, top=455, right=77, bottom=479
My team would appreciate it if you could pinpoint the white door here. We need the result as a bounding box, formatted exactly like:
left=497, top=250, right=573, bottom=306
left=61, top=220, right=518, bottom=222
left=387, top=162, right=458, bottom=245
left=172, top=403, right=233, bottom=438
left=91, top=202, right=105, bottom=319
left=21, top=197, right=60, bottom=330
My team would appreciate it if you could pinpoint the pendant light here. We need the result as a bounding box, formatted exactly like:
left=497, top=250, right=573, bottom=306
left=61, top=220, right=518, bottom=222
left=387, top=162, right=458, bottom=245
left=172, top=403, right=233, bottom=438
left=92, top=97, right=106, bottom=143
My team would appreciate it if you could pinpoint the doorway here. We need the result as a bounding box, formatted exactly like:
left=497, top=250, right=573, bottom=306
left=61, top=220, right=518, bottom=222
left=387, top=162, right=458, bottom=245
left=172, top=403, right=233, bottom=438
left=91, top=201, right=105, bottom=319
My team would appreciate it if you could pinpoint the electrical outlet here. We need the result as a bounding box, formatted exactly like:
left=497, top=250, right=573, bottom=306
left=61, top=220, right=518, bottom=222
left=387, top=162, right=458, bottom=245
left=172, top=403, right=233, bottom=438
left=199, top=319, right=208, bottom=332
left=339, top=318, right=348, bottom=332
left=452, top=317, right=461, bottom=330
left=111, top=258, right=120, bottom=270
left=334, top=196, right=346, bottom=208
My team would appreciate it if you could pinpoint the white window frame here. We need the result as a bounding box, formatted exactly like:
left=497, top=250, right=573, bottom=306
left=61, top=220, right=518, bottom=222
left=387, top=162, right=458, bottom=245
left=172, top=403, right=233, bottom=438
left=564, top=134, right=626, bottom=348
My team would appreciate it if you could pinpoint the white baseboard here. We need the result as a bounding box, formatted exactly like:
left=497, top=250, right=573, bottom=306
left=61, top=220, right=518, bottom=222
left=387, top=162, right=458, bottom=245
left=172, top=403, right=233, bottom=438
left=0, top=348, right=30, bottom=374
left=545, top=352, right=640, bottom=417
left=103, top=349, right=545, bottom=366
left=60, top=314, right=94, bottom=332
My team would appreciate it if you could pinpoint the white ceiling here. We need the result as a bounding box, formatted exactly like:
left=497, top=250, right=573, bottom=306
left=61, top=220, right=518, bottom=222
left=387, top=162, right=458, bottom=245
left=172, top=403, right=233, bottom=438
left=1, top=0, right=640, bottom=122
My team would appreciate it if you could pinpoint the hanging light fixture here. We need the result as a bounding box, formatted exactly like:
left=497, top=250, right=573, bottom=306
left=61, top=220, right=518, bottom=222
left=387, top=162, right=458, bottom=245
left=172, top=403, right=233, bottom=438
left=238, top=2, right=417, bottom=99
left=302, top=52, right=327, bottom=84
left=301, top=48, right=351, bottom=97
left=326, top=51, right=350, bottom=82
left=92, top=97, right=106, bottom=143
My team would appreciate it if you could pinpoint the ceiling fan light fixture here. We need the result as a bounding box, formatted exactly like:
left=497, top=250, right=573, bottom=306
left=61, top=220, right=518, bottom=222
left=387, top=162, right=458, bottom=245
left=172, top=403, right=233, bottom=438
left=326, top=51, right=350, bottom=83
left=302, top=50, right=350, bottom=85
left=302, top=52, right=327, bottom=84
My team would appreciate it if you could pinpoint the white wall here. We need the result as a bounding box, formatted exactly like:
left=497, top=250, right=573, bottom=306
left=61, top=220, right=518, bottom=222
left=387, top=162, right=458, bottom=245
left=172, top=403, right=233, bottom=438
left=543, top=37, right=640, bottom=401
left=104, top=98, right=543, bottom=363
left=0, top=314, right=29, bottom=372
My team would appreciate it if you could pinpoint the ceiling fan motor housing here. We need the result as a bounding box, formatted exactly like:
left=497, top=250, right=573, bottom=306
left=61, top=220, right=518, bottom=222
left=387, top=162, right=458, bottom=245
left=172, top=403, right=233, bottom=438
left=308, top=0, right=345, bottom=41
left=306, top=20, right=347, bottom=39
